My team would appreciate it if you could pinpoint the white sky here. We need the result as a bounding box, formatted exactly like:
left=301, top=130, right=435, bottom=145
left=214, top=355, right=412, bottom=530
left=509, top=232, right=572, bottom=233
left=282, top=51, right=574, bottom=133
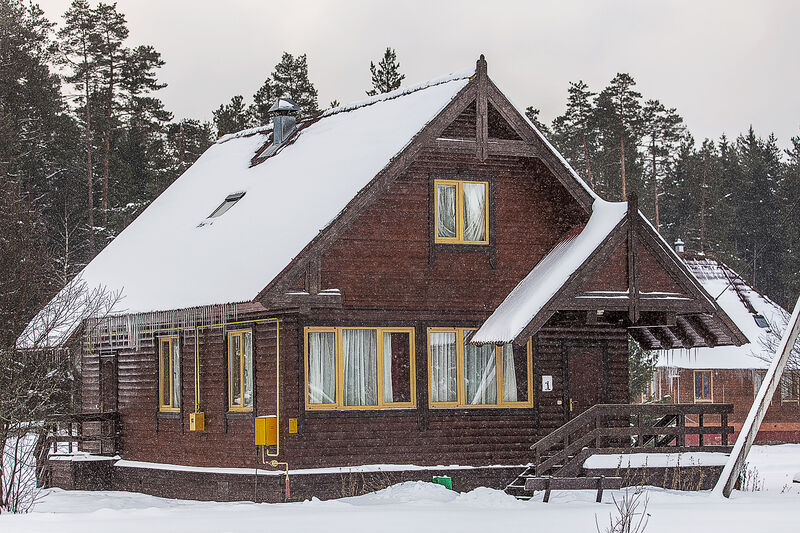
left=41, top=0, right=800, bottom=148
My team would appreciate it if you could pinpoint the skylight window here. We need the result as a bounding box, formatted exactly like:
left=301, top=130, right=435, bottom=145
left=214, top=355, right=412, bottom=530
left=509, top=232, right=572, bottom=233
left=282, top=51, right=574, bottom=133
left=208, top=192, right=245, bottom=218
left=753, top=314, right=769, bottom=329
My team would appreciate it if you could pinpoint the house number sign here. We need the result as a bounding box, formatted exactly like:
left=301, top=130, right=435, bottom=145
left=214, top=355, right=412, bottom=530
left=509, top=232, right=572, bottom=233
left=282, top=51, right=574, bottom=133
left=542, top=375, right=553, bottom=392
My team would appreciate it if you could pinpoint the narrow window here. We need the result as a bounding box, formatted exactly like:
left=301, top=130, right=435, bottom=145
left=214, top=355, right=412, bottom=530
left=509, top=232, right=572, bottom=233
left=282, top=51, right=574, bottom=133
left=694, top=370, right=712, bottom=402
left=305, top=327, right=416, bottom=410
left=158, top=336, right=180, bottom=412
left=781, top=371, right=800, bottom=402
left=428, top=328, right=532, bottom=408
left=753, top=370, right=766, bottom=399
left=434, top=179, right=489, bottom=245
left=209, top=191, right=245, bottom=218
left=228, top=330, right=253, bottom=411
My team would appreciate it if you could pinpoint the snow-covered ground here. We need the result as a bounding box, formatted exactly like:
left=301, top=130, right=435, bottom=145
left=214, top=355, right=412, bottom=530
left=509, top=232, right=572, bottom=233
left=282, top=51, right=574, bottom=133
left=2, top=445, right=800, bottom=532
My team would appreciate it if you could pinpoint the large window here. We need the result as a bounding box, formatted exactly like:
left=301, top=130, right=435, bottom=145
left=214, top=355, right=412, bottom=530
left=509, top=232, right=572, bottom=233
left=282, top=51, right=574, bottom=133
left=158, top=336, right=181, bottom=412
left=781, top=370, right=800, bottom=402
left=434, top=179, right=489, bottom=245
left=228, top=329, right=254, bottom=411
left=694, top=370, right=712, bottom=402
left=305, top=327, right=416, bottom=410
left=427, top=327, right=532, bottom=408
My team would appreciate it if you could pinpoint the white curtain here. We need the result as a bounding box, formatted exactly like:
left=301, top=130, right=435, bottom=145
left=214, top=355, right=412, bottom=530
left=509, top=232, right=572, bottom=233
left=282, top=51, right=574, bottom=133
left=502, top=344, right=517, bottom=403
left=463, top=182, right=486, bottom=242
left=309, top=331, right=336, bottom=404
left=437, top=184, right=456, bottom=238
left=171, top=339, right=181, bottom=407
left=383, top=333, right=394, bottom=403
left=342, top=329, right=377, bottom=406
left=243, top=331, right=253, bottom=408
left=230, top=335, right=242, bottom=406
left=464, top=332, right=497, bottom=405
left=430, top=332, right=457, bottom=403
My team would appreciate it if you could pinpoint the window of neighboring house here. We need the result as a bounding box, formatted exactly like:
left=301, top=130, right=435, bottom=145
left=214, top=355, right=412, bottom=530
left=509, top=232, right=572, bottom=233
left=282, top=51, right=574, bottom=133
left=228, top=330, right=254, bottom=411
left=694, top=370, right=712, bottom=402
left=158, top=336, right=181, bottom=412
left=645, top=370, right=661, bottom=401
left=304, top=327, right=416, bottom=410
left=434, top=179, right=489, bottom=245
left=781, top=370, right=800, bottom=402
left=753, top=370, right=766, bottom=399
left=208, top=191, right=245, bottom=218
left=427, top=327, right=532, bottom=408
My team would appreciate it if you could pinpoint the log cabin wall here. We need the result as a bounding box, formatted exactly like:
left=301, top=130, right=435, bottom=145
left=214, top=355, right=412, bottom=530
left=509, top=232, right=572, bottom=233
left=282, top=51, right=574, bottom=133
left=656, top=367, right=800, bottom=442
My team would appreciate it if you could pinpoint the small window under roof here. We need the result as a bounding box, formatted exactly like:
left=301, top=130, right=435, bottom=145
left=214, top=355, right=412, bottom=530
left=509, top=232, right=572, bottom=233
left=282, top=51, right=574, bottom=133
left=753, top=314, right=769, bottom=329
left=208, top=192, right=245, bottom=218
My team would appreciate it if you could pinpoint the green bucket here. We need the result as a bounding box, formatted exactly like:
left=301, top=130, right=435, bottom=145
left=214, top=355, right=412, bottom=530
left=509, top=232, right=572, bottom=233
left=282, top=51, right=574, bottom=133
left=432, top=476, right=453, bottom=490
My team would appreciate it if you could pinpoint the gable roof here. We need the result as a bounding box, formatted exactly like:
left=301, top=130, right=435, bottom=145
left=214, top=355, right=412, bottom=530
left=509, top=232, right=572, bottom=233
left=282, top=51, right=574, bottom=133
left=471, top=198, right=627, bottom=344
left=657, top=254, right=788, bottom=370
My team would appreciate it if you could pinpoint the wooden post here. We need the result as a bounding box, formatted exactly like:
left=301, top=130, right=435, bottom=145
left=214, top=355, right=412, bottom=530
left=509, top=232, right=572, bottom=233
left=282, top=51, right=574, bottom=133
left=698, top=413, right=704, bottom=447
left=596, top=476, right=605, bottom=503
left=543, top=477, right=552, bottom=503
left=475, top=55, right=489, bottom=162
left=722, top=412, right=729, bottom=446
left=714, top=295, right=800, bottom=497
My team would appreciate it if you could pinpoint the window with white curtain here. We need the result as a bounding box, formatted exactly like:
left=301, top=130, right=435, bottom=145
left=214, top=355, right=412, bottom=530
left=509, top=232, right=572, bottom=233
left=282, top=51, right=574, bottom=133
left=428, top=328, right=532, bottom=408
left=434, top=179, right=488, bottom=244
left=158, top=336, right=181, bottom=412
left=228, top=330, right=253, bottom=411
left=305, top=327, right=416, bottom=410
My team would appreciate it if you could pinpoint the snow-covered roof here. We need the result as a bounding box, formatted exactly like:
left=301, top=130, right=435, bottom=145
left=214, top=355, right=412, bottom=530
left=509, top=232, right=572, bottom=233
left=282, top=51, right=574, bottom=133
left=25, top=68, right=473, bottom=345
left=657, top=256, right=787, bottom=369
left=471, top=199, right=628, bottom=344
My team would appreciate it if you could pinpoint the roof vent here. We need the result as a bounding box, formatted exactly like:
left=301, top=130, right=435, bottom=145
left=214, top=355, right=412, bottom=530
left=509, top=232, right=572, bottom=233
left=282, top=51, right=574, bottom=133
left=269, top=97, right=301, bottom=147
left=674, top=238, right=685, bottom=254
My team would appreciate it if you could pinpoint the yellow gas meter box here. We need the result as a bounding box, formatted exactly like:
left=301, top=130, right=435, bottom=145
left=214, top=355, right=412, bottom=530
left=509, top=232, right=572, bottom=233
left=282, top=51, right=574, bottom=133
left=189, top=412, right=204, bottom=431
left=255, top=415, right=277, bottom=446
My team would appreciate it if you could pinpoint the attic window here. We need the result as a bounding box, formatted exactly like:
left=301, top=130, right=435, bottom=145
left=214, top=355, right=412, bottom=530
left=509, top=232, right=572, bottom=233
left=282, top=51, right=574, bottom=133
left=753, top=314, right=769, bottom=329
left=208, top=192, right=245, bottom=218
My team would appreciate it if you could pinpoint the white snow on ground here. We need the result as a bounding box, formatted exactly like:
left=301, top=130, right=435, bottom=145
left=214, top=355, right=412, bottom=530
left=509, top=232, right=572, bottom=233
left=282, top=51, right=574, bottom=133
left=584, top=451, right=730, bottom=469
left=472, top=199, right=627, bottom=344
left=3, top=445, right=799, bottom=532
left=657, top=256, right=788, bottom=370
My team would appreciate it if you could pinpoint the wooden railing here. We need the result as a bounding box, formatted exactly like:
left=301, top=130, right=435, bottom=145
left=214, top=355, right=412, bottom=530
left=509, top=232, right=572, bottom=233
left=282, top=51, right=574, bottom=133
left=44, top=412, right=120, bottom=456
left=530, top=403, right=733, bottom=477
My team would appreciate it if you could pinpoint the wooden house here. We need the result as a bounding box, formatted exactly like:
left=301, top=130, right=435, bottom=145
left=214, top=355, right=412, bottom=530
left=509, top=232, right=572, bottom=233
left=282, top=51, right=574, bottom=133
left=34, top=57, right=748, bottom=501
left=651, top=251, right=800, bottom=444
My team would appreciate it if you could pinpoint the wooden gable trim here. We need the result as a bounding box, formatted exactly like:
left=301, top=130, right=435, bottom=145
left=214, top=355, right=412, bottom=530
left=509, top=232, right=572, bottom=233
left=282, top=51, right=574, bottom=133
left=484, top=79, right=595, bottom=213
left=254, top=77, right=480, bottom=304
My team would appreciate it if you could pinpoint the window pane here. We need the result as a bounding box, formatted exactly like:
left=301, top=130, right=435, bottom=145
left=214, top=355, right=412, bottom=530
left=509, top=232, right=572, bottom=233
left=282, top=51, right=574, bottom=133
left=383, top=332, right=412, bottom=403
left=502, top=344, right=525, bottom=403
left=430, top=332, right=457, bottom=403
left=462, top=182, right=486, bottom=242
left=342, top=329, right=378, bottom=406
left=694, top=372, right=702, bottom=399
left=160, top=340, right=171, bottom=407
left=464, top=331, right=497, bottom=405
left=171, top=339, right=181, bottom=408
left=243, top=332, right=253, bottom=408
left=704, top=373, right=710, bottom=398
left=437, top=184, right=456, bottom=239
left=230, top=335, right=242, bottom=407
left=308, top=331, right=337, bottom=404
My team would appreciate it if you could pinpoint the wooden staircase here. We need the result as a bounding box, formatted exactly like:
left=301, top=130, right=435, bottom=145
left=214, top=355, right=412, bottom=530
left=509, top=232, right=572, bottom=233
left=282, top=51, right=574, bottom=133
left=506, top=403, right=734, bottom=501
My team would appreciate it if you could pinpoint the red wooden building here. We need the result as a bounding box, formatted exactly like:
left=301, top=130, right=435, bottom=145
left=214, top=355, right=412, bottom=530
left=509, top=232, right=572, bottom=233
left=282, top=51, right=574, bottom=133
left=651, top=251, right=800, bottom=443
left=33, top=57, right=747, bottom=501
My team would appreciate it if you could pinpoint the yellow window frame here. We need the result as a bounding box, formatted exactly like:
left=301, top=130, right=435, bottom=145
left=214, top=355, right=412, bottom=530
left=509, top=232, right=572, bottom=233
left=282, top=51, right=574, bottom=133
left=426, top=327, right=533, bottom=409
left=227, top=329, right=253, bottom=412
left=781, top=370, right=800, bottom=403
left=693, top=370, right=713, bottom=402
left=434, top=179, right=489, bottom=245
left=304, top=327, right=417, bottom=411
left=158, top=335, right=180, bottom=412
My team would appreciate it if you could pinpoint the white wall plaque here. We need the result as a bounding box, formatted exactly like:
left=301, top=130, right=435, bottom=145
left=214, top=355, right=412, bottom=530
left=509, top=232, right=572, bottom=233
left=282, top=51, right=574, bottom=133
left=542, top=375, right=553, bottom=392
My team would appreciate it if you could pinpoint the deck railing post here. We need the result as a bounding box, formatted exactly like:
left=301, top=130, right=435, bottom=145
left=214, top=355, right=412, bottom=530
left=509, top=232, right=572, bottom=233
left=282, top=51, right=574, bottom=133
left=678, top=413, right=685, bottom=447
left=699, top=412, right=704, bottom=447
left=722, top=412, right=729, bottom=446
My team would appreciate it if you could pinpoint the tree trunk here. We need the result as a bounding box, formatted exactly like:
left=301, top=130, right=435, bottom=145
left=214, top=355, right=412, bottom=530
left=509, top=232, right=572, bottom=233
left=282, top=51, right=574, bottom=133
left=85, top=69, right=94, bottom=256
left=178, top=122, right=185, bottom=166
left=652, top=141, right=659, bottom=231
left=700, top=158, right=707, bottom=253
left=582, top=132, right=592, bottom=186
left=620, top=136, right=627, bottom=200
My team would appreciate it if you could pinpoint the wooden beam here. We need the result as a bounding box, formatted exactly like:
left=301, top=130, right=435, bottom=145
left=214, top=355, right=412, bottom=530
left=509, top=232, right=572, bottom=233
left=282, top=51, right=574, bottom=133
left=670, top=318, right=695, bottom=350
left=627, top=193, right=640, bottom=324
left=475, top=55, right=488, bottom=161
left=650, top=326, right=677, bottom=349
left=686, top=315, right=718, bottom=348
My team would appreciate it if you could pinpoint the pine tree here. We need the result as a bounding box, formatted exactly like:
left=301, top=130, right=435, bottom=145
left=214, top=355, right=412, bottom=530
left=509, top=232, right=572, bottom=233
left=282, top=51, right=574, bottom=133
left=270, top=52, right=319, bottom=116
left=367, top=47, right=404, bottom=96
left=551, top=81, right=597, bottom=186
left=213, top=95, right=250, bottom=137
left=249, top=78, right=274, bottom=125
left=594, top=73, right=643, bottom=200
left=524, top=107, right=551, bottom=137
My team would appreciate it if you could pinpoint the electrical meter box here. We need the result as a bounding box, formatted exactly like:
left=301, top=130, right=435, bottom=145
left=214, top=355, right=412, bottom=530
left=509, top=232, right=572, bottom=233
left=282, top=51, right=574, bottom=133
left=255, top=415, right=277, bottom=446
left=189, top=412, right=204, bottom=431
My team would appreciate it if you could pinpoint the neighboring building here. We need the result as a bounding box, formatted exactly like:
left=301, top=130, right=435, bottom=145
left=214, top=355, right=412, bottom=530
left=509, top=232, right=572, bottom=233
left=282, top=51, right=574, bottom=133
left=29, top=57, right=746, bottom=501
left=651, top=251, right=800, bottom=443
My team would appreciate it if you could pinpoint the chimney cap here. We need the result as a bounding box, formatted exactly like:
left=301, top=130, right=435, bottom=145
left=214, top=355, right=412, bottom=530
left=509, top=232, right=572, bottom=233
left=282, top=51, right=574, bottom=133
left=269, top=97, right=301, bottom=114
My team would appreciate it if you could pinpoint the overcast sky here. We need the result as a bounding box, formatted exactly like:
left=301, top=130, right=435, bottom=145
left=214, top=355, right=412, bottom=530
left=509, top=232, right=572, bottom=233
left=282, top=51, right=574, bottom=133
left=41, top=0, right=800, bottom=148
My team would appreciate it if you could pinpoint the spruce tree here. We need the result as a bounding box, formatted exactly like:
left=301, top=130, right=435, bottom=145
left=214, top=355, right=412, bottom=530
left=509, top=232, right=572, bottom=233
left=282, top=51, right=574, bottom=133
left=366, top=47, right=404, bottom=96
left=270, top=52, right=319, bottom=116
left=524, top=107, right=551, bottom=137
left=213, top=95, right=251, bottom=137
left=551, top=80, right=597, bottom=186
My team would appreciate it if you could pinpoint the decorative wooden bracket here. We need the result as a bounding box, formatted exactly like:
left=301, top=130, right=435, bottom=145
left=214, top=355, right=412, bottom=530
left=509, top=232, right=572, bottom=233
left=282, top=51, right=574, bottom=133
left=475, top=54, right=489, bottom=162
left=626, top=193, right=640, bottom=324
